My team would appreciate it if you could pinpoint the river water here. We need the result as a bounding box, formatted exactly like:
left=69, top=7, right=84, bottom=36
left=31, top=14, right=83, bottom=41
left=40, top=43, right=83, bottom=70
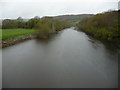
left=2, top=27, right=118, bottom=88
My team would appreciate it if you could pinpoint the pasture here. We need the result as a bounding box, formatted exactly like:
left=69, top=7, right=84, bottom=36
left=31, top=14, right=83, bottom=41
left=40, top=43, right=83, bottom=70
left=0, top=29, right=36, bottom=40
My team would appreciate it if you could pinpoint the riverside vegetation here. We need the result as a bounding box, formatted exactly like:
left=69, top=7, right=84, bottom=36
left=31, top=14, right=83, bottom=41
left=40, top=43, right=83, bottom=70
left=76, top=10, right=120, bottom=42
left=1, top=16, right=71, bottom=48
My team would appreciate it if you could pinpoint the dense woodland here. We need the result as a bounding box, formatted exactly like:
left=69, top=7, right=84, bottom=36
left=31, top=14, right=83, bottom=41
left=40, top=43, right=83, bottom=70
left=77, top=10, right=120, bottom=41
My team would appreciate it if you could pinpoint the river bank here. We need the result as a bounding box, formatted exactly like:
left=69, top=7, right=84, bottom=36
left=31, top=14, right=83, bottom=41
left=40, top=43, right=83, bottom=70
left=75, top=27, right=120, bottom=46
left=1, top=34, right=36, bottom=48
left=1, top=30, right=60, bottom=48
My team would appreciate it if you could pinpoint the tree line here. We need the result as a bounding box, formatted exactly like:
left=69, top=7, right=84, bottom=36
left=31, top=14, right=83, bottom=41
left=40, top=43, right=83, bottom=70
left=2, top=16, right=71, bottom=38
left=2, top=16, right=71, bottom=30
left=2, top=16, right=41, bottom=29
left=35, top=17, right=71, bottom=38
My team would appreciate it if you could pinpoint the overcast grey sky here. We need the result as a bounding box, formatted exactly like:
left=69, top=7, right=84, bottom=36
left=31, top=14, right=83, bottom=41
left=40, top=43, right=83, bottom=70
left=0, top=0, right=119, bottom=19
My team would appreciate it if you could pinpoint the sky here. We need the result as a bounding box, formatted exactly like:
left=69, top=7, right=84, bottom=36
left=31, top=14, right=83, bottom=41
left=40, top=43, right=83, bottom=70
left=0, top=0, right=119, bottom=19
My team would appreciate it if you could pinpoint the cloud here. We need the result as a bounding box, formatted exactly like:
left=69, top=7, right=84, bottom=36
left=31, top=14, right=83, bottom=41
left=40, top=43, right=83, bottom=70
left=1, top=0, right=119, bottom=19
left=1, top=0, right=119, bottom=2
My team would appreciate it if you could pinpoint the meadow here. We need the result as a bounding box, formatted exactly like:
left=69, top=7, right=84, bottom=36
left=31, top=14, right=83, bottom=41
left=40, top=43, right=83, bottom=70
left=1, top=29, right=36, bottom=41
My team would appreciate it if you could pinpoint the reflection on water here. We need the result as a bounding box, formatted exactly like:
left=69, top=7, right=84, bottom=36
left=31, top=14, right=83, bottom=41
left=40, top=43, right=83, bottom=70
left=87, top=35, right=119, bottom=55
left=35, top=31, right=63, bottom=45
left=2, top=28, right=118, bottom=88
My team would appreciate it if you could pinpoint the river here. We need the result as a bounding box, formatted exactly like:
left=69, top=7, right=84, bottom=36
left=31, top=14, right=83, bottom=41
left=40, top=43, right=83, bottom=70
left=2, top=27, right=118, bottom=88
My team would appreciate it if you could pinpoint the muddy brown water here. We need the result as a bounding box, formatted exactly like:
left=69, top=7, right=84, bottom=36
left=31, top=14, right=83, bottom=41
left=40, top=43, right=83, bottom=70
left=2, top=27, right=118, bottom=88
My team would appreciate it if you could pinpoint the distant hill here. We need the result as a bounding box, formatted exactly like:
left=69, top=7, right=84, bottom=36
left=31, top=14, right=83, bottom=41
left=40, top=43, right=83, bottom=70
left=53, top=14, right=93, bottom=24
left=1, top=14, right=93, bottom=24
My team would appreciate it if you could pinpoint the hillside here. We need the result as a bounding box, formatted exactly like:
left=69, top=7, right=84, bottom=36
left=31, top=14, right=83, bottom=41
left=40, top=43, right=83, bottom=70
left=53, top=14, right=93, bottom=24
left=77, top=10, right=119, bottom=41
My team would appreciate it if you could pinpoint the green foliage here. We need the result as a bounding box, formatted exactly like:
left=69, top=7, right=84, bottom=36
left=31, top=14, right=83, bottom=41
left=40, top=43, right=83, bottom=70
left=35, top=17, right=71, bottom=38
left=26, top=18, right=40, bottom=29
left=2, top=19, right=18, bottom=29
left=77, top=10, right=119, bottom=41
left=2, top=16, right=41, bottom=29
left=54, top=20, right=71, bottom=31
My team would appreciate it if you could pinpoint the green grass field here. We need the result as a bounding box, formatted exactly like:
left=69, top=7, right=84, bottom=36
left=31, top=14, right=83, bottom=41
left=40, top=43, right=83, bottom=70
left=0, top=29, right=36, bottom=40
